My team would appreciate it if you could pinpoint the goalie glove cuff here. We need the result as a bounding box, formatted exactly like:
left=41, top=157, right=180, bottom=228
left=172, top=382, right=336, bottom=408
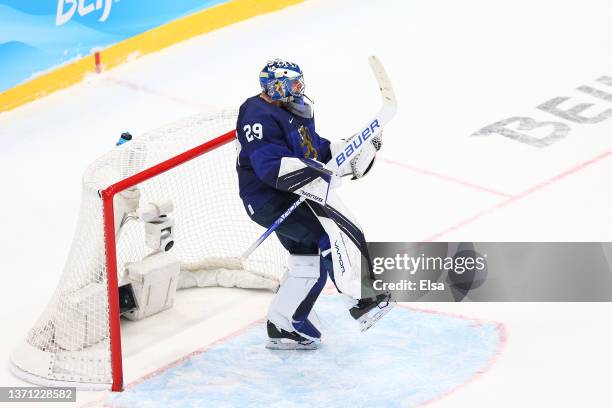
left=329, top=133, right=382, bottom=179
left=350, top=132, right=381, bottom=179
left=352, top=155, right=376, bottom=180
left=372, top=134, right=382, bottom=151
left=329, top=139, right=353, bottom=177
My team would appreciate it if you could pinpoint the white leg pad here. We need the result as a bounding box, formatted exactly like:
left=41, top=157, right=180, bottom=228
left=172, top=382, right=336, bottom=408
left=267, top=255, right=320, bottom=333
left=310, top=193, right=364, bottom=299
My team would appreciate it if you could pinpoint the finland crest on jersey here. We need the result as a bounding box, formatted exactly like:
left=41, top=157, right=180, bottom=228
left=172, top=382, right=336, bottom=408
left=298, top=125, right=318, bottom=160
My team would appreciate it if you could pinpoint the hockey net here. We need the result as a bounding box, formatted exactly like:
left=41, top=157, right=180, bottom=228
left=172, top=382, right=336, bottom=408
left=10, top=110, right=287, bottom=391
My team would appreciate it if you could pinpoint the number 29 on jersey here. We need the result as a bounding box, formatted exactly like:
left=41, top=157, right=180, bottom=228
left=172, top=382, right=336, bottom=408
left=243, top=123, right=263, bottom=142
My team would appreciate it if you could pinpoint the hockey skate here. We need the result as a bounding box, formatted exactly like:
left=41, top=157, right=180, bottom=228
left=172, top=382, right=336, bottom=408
left=349, top=292, right=395, bottom=332
left=266, top=321, right=321, bottom=350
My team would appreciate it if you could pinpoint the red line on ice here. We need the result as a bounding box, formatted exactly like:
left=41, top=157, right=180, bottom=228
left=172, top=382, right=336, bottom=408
left=380, top=156, right=513, bottom=198
left=103, top=76, right=218, bottom=110
left=421, top=148, right=612, bottom=241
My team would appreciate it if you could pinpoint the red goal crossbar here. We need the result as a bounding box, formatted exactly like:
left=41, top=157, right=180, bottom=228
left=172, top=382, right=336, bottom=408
left=100, top=130, right=237, bottom=391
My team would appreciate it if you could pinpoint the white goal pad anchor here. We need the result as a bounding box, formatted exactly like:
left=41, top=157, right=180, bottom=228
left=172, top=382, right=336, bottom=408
left=122, top=251, right=181, bottom=321
left=10, top=110, right=288, bottom=391
left=118, top=199, right=181, bottom=321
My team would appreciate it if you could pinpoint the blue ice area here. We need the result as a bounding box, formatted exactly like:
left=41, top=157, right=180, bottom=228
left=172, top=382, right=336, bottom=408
left=107, top=296, right=503, bottom=408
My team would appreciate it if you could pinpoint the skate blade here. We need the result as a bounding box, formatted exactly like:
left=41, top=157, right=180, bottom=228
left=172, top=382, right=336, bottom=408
left=358, top=301, right=395, bottom=332
left=266, top=339, right=320, bottom=350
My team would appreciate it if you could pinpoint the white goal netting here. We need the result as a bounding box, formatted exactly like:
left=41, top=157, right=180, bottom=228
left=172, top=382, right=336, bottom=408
left=10, top=110, right=287, bottom=389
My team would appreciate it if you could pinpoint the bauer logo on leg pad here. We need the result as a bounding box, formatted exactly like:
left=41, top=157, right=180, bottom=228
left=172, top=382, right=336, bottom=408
left=335, top=119, right=381, bottom=167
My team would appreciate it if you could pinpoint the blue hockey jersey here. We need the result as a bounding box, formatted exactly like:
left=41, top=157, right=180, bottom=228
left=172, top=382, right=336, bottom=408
left=236, top=95, right=332, bottom=214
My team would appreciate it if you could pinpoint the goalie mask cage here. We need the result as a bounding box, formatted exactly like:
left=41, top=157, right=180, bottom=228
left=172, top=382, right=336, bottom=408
left=9, top=110, right=287, bottom=391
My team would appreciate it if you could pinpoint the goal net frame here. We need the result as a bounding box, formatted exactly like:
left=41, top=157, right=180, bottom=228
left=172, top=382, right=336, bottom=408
left=10, top=109, right=288, bottom=392
left=100, top=129, right=236, bottom=391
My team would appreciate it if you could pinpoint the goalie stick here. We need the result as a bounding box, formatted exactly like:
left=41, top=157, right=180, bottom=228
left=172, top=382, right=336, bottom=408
left=241, top=55, right=397, bottom=262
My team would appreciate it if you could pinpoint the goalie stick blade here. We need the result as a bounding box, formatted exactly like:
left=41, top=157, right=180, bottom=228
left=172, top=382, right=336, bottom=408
left=368, top=56, right=397, bottom=110
left=328, top=56, right=398, bottom=175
